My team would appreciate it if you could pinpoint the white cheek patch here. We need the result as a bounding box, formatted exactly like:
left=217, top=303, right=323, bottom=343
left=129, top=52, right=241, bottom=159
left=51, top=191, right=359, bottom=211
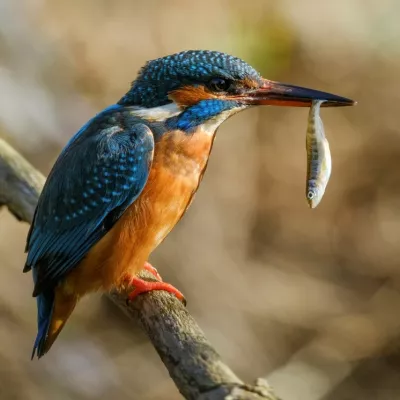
left=130, top=102, right=182, bottom=121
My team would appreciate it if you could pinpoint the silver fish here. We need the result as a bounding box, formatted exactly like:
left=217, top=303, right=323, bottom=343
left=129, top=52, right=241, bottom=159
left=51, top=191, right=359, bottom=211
left=306, top=100, right=332, bottom=208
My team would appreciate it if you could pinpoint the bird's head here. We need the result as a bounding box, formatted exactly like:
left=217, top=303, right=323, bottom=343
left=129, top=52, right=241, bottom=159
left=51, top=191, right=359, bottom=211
left=119, top=50, right=355, bottom=133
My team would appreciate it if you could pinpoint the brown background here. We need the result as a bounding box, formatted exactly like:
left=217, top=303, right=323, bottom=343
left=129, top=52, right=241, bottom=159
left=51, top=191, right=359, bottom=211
left=1, top=1, right=400, bottom=399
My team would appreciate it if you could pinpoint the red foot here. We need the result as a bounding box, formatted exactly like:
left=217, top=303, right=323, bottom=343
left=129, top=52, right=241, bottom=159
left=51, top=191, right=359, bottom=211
left=125, top=264, right=186, bottom=305
left=143, top=262, right=163, bottom=281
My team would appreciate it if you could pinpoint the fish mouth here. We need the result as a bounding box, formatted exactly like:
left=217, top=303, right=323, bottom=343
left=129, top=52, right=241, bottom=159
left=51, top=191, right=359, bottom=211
left=237, top=79, right=356, bottom=108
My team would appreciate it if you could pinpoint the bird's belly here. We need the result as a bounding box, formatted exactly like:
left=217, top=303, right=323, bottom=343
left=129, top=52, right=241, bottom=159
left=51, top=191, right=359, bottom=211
left=135, top=164, right=198, bottom=253
left=130, top=128, right=214, bottom=257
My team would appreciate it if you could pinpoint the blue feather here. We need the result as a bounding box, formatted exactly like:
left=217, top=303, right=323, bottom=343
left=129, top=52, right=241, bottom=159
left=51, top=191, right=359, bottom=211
left=169, top=99, right=239, bottom=132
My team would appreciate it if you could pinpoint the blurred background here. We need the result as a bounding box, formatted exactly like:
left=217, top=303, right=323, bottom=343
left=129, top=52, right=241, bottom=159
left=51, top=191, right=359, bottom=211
left=1, top=0, right=400, bottom=399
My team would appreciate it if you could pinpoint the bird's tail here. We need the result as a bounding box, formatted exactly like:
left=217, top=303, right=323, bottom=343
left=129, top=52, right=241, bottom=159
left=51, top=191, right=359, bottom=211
left=32, top=288, right=77, bottom=359
left=32, top=289, right=55, bottom=359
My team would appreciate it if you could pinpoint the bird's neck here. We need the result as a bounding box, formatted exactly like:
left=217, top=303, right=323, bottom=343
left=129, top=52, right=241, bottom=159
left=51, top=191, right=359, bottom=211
left=129, top=100, right=245, bottom=137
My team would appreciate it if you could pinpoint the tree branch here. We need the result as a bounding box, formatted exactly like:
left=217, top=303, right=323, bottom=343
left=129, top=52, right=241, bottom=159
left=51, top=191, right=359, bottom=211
left=0, top=137, right=281, bottom=400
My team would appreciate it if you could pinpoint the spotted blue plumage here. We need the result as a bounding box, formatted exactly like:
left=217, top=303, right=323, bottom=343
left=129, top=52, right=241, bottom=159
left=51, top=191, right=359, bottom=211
left=25, top=109, right=154, bottom=294
left=119, top=50, right=262, bottom=108
left=24, top=106, right=154, bottom=358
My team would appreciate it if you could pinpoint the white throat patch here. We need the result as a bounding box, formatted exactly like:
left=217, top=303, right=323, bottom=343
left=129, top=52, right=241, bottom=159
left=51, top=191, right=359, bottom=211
left=199, top=106, right=246, bottom=136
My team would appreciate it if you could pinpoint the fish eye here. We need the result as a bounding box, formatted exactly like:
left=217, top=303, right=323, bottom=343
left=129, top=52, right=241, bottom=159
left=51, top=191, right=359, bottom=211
left=208, top=78, right=231, bottom=92
left=307, top=190, right=315, bottom=200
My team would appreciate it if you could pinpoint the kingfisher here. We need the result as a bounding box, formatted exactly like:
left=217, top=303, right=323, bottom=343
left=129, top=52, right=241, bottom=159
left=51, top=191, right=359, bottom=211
left=24, top=50, right=354, bottom=359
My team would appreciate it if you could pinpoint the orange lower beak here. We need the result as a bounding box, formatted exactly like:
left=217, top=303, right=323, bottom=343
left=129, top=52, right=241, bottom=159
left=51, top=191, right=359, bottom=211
left=237, top=79, right=356, bottom=107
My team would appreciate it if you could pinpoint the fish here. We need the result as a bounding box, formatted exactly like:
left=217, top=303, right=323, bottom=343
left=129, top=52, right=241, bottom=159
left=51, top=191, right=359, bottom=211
left=305, top=100, right=332, bottom=208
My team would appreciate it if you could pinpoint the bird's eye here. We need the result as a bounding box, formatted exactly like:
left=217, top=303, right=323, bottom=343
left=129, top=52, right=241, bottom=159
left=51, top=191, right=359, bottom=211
left=208, top=78, right=231, bottom=92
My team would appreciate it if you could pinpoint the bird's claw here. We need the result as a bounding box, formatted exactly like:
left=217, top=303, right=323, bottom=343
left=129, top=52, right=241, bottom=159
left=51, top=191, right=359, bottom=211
left=124, top=263, right=186, bottom=306
left=143, top=262, right=163, bottom=281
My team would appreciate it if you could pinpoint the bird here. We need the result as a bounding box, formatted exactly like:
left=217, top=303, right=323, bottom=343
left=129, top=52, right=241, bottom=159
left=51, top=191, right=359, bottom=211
left=23, top=50, right=355, bottom=359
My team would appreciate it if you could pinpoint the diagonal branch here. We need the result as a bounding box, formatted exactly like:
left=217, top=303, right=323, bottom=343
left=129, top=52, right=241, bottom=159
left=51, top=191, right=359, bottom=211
left=0, top=139, right=45, bottom=223
left=0, top=137, right=281, bottom=400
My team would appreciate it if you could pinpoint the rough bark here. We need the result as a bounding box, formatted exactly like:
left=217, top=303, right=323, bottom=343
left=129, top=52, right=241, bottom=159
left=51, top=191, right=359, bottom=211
left=0, top=138, right=281, bottom=400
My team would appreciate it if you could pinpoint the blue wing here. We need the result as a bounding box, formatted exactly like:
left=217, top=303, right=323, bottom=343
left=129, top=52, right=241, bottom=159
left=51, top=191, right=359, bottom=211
left=24, top=106, right=154, bottom=296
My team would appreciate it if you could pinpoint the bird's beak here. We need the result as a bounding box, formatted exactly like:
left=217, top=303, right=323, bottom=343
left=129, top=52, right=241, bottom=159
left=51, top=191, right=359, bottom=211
left=237, top=79, right=356, bottom=107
